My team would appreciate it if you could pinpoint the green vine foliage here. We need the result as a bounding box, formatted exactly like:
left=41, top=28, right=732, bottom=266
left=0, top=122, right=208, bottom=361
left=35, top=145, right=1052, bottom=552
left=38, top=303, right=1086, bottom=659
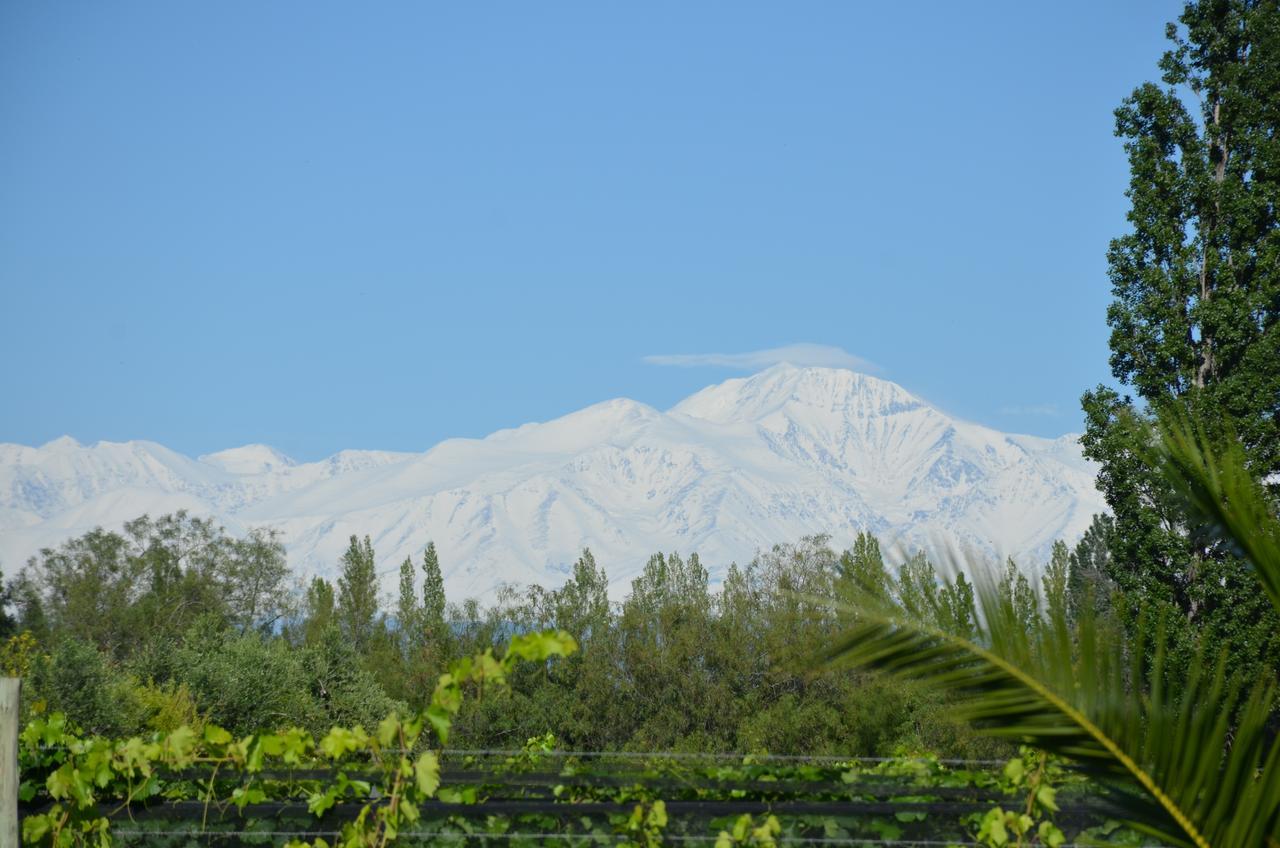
left=713, top=812, right=781, bottom=847
left=18, top=630, right=579, bottom=848
left=18, top=627, right=1140, bottom=847
left=971, top=750, right=1066, bottom=848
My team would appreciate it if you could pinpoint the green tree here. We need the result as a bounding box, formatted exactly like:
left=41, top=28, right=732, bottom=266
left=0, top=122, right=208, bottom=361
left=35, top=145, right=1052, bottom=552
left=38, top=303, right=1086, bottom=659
left=1094, top=0, right=1280, bottom=451
left=421, top=542, right=447, bottom=649
left=336, top=535, right=380, bottom=652
left=894, top=552, right=939, bottom=621
left=1067, top=514, right=1116, bottom=621
left=1042, top=541, right=1071, bottom=624
left=221, top=528, right=292, bottom=633
left=301, top=577, right=336, bottom=646
left=0, top=564, right=16, bottom=639
left=617, top=551, right=721, bottom=749
left=553, top=548, right=610, bottom=642
left=27, top=638, right=136, bottom=735
left=23, top=528, right=140, bottom=655
left=174, top=616, right=315, bottom=734
left=935, top=571, right=977, bottom=639
left=20, top=512, right=256, bottom=657
left=549, top=549, right=617, bottom=745
left=301, top=625, right=404, bottom=732
left=998, top=558, right=1037, bottom=634
left=883, top=550, right=977, bottom=639
left=12, top=573, right=47, bottom=644
left=395, top=555, right=421, bottom=654
left=1080, top=0, right=1280, bottom=675
left=837, top=532, right=891, bottom=598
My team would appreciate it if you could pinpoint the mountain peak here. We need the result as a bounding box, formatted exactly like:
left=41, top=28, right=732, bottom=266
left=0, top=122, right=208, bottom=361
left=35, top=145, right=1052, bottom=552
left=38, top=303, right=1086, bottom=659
left=671, top=365, right=924, bottom=423
left=40, top=435, right=83, bottom=451
left=200, top=444, right=296, bottom=475
left=486, top=397, right=663, bottom=452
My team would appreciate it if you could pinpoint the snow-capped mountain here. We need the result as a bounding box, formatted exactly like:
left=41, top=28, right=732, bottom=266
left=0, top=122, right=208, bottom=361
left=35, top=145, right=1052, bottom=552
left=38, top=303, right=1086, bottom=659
left=0, top=366, right=1106, bottom=599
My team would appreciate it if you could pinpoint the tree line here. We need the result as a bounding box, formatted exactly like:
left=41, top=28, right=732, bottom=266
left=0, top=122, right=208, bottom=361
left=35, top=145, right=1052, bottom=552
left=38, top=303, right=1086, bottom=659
left=0, top=513, right=1110, bottom=759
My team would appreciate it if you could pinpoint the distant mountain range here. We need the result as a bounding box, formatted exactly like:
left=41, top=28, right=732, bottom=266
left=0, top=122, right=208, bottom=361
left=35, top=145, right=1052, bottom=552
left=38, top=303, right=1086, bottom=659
left=0, top=365, right=1106, bottom=599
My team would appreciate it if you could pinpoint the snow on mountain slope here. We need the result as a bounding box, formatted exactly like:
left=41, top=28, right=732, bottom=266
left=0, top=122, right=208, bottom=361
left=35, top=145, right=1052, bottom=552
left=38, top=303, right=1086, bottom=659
left=200, top=445, right=296, bottom=475
left=0, top=366, right=1107, bottom=599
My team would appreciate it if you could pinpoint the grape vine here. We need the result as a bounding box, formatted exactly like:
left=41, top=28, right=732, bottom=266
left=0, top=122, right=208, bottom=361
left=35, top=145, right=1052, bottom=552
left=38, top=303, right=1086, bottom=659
left=16, top=629, right=1139, bottom=847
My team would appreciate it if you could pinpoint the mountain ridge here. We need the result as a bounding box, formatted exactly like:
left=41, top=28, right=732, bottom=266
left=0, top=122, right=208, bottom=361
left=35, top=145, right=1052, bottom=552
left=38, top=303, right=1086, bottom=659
left=0, top=366, right=1106, bottom=599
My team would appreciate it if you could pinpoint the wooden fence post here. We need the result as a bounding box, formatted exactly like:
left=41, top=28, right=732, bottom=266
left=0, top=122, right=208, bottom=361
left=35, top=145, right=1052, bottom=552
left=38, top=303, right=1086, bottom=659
left=0, top=677, right=18, bottom=848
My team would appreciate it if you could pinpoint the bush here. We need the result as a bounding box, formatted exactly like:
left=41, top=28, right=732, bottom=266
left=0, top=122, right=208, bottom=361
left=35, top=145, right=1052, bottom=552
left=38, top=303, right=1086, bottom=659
left=27, top=637, right=145, bottom=736
left=174, top=617, right=315, bottom=733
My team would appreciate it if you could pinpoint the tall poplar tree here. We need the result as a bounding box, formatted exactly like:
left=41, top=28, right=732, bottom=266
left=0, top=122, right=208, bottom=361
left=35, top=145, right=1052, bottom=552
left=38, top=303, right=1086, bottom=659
left=420, top=542, right=446, bottom=648
left=396, top=556, right=421, bottom=653
left=837, top=532, right=890, bottom=598
left=555, top=548, right=610, bottom=643
left=1081, top=0, right=1280, bottom=673
left=302, top=577, right=336, bottom=645
left=336, top=535, right=379, bottom=652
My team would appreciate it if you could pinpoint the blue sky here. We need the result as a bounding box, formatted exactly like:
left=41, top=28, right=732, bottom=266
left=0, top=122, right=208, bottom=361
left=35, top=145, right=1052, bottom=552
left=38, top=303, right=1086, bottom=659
left=2, top=1, right=1176, bottom=460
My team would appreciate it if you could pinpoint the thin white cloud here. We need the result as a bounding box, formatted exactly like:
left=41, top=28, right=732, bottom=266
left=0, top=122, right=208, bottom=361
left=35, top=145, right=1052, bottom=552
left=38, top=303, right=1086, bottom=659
left=643, top=343, right=877, bottom=372
left=998, top=403, right=1060, bottom=417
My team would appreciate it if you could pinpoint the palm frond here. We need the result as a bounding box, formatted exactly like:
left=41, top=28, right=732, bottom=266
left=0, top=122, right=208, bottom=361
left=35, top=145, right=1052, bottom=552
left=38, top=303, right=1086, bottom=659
left=828, top=416, right=1280, bottom=846
left=830, top=585, right=1279, bottom=846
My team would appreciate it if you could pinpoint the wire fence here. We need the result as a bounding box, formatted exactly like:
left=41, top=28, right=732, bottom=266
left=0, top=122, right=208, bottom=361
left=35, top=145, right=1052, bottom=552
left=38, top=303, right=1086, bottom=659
left=32, top=744, right=1006, bottom=767
left=21, top=748, right=1124, bottom=846
left=437, top=749, right=1009, bottom=767
left=100, top=831, right=1107, bottom=847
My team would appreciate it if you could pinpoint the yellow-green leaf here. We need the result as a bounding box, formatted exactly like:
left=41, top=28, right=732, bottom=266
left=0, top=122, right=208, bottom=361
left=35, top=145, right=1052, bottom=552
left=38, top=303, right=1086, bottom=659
left=414, top=750, right=440, bottom=797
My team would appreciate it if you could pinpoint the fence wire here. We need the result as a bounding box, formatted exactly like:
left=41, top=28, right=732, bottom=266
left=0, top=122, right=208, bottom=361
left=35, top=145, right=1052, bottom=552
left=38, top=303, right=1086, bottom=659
left=437, top=749, right=1007, bottom=767
left=104, top=831, right=1103, bottom=847
left=24, top=748, right=1114, bottom=846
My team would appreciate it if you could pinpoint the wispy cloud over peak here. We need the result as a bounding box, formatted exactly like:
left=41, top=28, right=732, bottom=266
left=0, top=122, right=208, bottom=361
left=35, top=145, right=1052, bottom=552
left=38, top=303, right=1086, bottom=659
left=643, top=343, right=877, bottom=373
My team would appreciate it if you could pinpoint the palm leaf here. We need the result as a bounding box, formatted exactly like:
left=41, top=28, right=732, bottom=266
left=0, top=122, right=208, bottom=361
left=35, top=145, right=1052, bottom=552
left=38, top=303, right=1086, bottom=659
left=830, top=591, right=1279, bottom=846
left=827, top=414, right=1280, bottom=847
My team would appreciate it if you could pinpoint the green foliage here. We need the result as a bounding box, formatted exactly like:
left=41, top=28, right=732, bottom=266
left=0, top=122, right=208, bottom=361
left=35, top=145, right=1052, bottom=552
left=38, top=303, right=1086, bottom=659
left=972, top=750, right=1067, bottom=848
left=297, top=535, right=998, bottom=761
left=301, top=624, right=404, bottom=732
left=27, top=638, right=142, bottom=737
left=1042, top=542, right=1070, bottom=625
left=21, top=701, right=1131, bottom=848
left=838, top=532, right=891, bottom=598
left=1147, top=410, right=1280, bottom=617
left=1, top=630, right=39, bottom=677
left=1082, top=392, right=1280, bottom=681
left=17, top=629, right=578, bottom=848
left=1098, top=0, right=1280, bottom=452
left=15, top=514, right=1030, bottom=766
left=173, top=617, right=316, bottom=733
left=130, top=678, right=203, bottom=733
left=715, top=812, right=780, bottom=847
left=553, top=548, right=610, bottom=643
left=999, top=559, right=1038, bottom=635
left=0, top=563, right=17, bottom=638
left=18, top=511, right=293, bottom=659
